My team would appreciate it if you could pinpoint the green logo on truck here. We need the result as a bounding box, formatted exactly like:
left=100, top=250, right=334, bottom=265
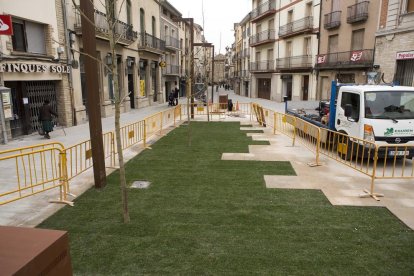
left=384, top=128, right=394, bottom=136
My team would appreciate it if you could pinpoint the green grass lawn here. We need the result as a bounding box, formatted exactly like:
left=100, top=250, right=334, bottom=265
left=39, top=122, right=414, bottom=275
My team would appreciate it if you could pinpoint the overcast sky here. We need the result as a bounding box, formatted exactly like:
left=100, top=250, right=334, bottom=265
left=168, top=0, right=252, bottom=55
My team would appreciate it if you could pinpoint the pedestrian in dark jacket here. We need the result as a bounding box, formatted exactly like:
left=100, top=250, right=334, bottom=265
left=39, top=100, right=58, bottom=139
left=174, top=86, right=179, bottom=106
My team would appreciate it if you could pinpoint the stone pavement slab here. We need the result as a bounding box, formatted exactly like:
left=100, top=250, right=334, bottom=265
left=222, top=122, right=414, bottom=230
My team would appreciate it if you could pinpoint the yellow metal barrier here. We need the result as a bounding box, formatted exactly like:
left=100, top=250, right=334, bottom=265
left=0, top=106, right=183, bottom=206
left=145, top=112, right=163, bottom=139
left=65, top=132, right=114, bottom=180
left=0, top=148, right=71, bottom=206
left=119, top=121, right=145, bottom=151
left=0, top=142, right=64, bottom=158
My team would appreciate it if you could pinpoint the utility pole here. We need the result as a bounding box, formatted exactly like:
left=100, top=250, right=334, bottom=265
left=211, top=45, right=215, bottom=104
left=79, top=0, right=107, bottom=188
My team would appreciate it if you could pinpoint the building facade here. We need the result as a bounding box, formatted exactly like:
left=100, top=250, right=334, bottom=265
left=249, top=0, right=319, bottom=102
left=160, top=0, right=181, bottom=101
left=239, top=13, right=252, bottom=97
left=0, top=0, right=207, bottom=143
left=375, top=0, right=414, bottom=86
left=0, top=0, right=72, bottom=141
left=316, top=0, right=380, bottom=99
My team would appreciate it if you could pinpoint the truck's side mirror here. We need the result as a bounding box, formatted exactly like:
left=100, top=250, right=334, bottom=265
left=344, top=104, right=352, bottom=117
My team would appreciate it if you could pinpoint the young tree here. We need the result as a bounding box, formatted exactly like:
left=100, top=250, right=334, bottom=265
left=104, top=0, right=130, bottom=223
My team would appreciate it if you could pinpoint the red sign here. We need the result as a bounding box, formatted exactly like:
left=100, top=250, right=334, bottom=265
left=350, top=50, right=363, bottom=62
left=396, top=51, right=414, bottom=60
left=317, top=55, right=326, bottom=64
left=0, top=15, right=13, bottom=36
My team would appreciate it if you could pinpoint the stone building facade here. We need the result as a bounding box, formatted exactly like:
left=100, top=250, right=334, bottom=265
left=0, top=0, right=72, bottom=141
left=0, top=0, right=207, bottom=143
left=316, top=0, right=380, bottom=99
left=375, top=0, right=414, bottom=86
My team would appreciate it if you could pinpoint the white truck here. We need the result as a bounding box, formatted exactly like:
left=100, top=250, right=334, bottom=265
left=288, top=81, right=414, bottom=158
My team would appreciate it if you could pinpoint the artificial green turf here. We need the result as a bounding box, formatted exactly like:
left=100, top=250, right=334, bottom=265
left=39, top=122, right=414, bottom=275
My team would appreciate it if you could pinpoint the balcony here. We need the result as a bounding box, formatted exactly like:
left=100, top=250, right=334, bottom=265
left=249, top=30, right=277, bottom=47
left=250, top=60, right=275, bottom=72
left=74, top=7, right=137, bottom=45
left=138, top=32, right=165, bottom=53
left=279, top=16, right=314, bottom=38
left=324, top=11, right=341, bottom=30
left=276, top=55, right=312, bottom=70
left=347, top=1, right=369, bottom=24
left=165, top=36, right=180, bottom=50
left=315, top=49, right=374, bottom=69
left=251, top=0, right=276, bottom=23
left=163, top=64, right=180, bottom=76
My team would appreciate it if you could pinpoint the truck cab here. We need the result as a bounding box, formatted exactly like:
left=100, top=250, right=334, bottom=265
left=335, top=85, right=414, bottom=147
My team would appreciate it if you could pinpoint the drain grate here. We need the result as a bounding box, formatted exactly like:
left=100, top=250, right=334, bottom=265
left=130, top=180, right=151, bottom=189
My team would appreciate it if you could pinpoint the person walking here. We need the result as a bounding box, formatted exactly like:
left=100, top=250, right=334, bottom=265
left=174, top=86, right=179, bottom=106
left=39, top=99, right=58, bottom=139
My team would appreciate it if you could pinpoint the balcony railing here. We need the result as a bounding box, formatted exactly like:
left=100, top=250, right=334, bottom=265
left=74, top=6, right=137, bottom=45
left=165, top=36, right=180, bottom=50
left=251, top=0, right=276, bottom=22
left=324, top=11, right=341, bottom=29
left=315, top=49, right=374, bottom=69
left=164, top=64, right=180, bottom=75
left=279, top=16, right=313, bottom=38
left=138, top=32, right=165, bottom=52
left=249, top=30, right=277, bottom=46
left=276, top=55, right=312, bottom=70
left=250, top=60, right=275, bottom=72
left=347, top=1, right=369, bottom=23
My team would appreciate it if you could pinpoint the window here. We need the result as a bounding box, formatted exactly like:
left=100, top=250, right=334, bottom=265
left=341, top=92, right=360, bottom=121
left=152, top=16, right=156, bottom=37
left=332, top=0, right=340, bottom=11
left=287, top=10, right=293, bottom=23
left=306, top=2, right=313, bottom=17
left=126, top=0, right=132, bottom=25
left=304, top=37, right=311, bottom=55
left=407, top=0, right=414, bottom=13
left=12, top=19, right=46, bottom=54
left=351, top=29, right=364, bottom=50
left=286, top=41, right=292, bottom=57
left=108, top=72, right=114, bottom=100
left=140, top=8, right=145, bottom=34
left=328, top=34, right=338, bottom=53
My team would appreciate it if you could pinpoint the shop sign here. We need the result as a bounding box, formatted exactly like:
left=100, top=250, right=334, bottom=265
left=396, top=51, right=414, bottom=60
left=0, top=15, right=13, bottom=36
left=0, top=63, right=70, bottom=74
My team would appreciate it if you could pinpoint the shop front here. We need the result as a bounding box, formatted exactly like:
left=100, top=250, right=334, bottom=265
left=0, top=62, right=70, bottom=138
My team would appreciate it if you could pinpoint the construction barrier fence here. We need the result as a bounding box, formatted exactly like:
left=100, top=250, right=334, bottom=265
left=0, top=105, right=181, bottom=206
left=252, top=104, right=414, bottom=201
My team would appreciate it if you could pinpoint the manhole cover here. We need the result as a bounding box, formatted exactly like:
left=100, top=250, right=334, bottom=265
left=130, top=180, right=151, bottom=189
